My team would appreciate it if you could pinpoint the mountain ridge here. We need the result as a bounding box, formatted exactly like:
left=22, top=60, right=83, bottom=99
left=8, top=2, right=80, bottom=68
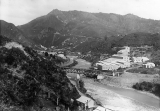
left=18, top=9, right=160, bottom=37
left=0, top=20, right=33, bottom=46
left=2, top=9, right=160, bottom=53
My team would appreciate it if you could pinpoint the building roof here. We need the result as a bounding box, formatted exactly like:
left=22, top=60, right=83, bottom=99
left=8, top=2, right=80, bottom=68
left=98, top=61, right=120, bottom=67
left=103, top=58, right=121, bottom=62
left=57, top=54, right=66, bottom=59
left=112, top=54, right=129, bottom=57
left=76, top=96, right=95, bottom=108
left=143, top=62, right=155, bottom=65
left=93, top=106, right=111, bottom=111
left=133, top=57, right=149, bottom=61
left=99, top=58, right=129, bottom=64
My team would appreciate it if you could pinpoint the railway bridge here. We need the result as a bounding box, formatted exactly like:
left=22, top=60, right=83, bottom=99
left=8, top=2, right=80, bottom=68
left=63, top=67, right=123, bottom=77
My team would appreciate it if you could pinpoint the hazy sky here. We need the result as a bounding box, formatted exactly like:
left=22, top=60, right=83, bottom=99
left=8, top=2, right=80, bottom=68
left=1, top=0, right=160, bottom=26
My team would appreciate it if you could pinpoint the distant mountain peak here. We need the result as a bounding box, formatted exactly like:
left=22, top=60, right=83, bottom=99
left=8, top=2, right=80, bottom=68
left=124, top=13, right=140, bottom=19
left=17, top=9, right=160, bottom=49
left=48, top=9, right=63, bottom=15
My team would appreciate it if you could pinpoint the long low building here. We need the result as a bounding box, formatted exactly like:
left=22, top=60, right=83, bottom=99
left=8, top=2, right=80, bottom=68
left=143, top=62, right=155, bottom=68
left=96, top=59, right=130, bottom=71
left=96, top=55, right=130, bottom=71
left=96, top=62, right=120, bottom=71
left=132, top=57, right=149, bottom=63
left=93, top=106, right=112, bottom=111
left=111, top=54, right=130, bottom=62
left=96, top=46, right=131, bottom=71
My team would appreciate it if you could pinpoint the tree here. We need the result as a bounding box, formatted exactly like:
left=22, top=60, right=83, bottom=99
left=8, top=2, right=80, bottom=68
left=5, top=55, right=15, bottom=65
left=44, top=52, right=48, bottom=56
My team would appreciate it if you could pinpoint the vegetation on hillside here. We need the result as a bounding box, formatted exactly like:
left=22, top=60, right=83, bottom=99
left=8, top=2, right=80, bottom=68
left=133, top=81, right=160, bottom=97
left=0, top=20, right=32, bottom=46
left=127, top=67, right=160, bottom=74
left=0, top=35, right=80, bottom=111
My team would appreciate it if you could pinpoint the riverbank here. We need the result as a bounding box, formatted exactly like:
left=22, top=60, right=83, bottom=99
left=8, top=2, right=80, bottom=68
left=96, top=76, right=160, bottom=100
left=83, top=78, right=160, bottom=111
left=67, top=57, right=160, bottom=110
left=67, top=73, right=102, bottom=110
left=73, top=59, right=91, bottom=69
left=96, top=68, right=160, bottom=99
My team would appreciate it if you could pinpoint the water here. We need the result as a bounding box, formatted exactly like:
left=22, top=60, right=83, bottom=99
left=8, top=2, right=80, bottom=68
left=95, top=82, right=160, bottom=108
left=72, top=58, right=160, bottom=109
left=85, top=81, right=160, bottom=111
left=73, top=58, right=91, bottom=69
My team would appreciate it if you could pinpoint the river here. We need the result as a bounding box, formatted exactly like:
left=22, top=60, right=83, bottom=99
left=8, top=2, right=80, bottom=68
left=71, top=58, right=160, bottom=110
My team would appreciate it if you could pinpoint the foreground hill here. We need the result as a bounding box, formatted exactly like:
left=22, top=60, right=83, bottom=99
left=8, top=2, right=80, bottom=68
left=0, top=35, right=80, bottom=111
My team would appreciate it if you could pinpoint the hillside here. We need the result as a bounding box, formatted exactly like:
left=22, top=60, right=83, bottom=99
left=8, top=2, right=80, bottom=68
left=0, top=20, right=117, bottom=54
left=2, top=20, right=160, bottom=54
left=19, top=9, right=160, bottom=37
left=0, top=20, right=33, bottom=46
left=117, top=32, right=160, bottom=49
left=2, top=9, right=160, bottom=54
left=0, top=35, right=80, bottom=111
left=16, top=9, right=160, bottom=52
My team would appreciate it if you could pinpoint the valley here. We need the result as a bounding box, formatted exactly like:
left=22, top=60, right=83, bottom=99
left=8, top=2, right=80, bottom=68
left=66, top=56, right=160, bottom=111
left=1, top=7, right=160, bottom=111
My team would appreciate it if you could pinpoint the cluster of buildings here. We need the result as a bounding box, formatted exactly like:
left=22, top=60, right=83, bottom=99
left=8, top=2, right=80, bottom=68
left=132, top=57, right=149, bottom=63
left=143, top=62, right=155, bottom=68
left=96, top=46, right=131, bottom=71
left=96, top=46, right=155, bottom=72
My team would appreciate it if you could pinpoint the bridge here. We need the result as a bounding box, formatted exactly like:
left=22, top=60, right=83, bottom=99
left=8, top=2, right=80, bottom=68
left=63, top=67, right=122, bottom=77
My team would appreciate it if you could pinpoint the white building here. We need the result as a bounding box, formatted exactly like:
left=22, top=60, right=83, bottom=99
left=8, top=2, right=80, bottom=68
left=117, top=46, right=130, bottom=56
left=93, top=106, right=111, bottom=111
left=57, top=54, right=67, bottom=59
left=111, top=54, right=130, bottom=62
left=48, top=51, right=56, bottom=55
left=96, top=61, right=120, bottom=71
left=76, top=96, right=95, bottom=109
left=96, top=46, right=131, bottom=71
left=96, top=59, right=130, bottom=71
left=132, top=57, right=149, bottom=63
left=143, top=62, right=155, bottom=68
left=97, top=74, right=104, bottom=80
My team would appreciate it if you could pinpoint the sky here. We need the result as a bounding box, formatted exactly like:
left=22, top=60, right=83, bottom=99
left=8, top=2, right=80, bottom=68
left=1, top=0, right=160, bottom=26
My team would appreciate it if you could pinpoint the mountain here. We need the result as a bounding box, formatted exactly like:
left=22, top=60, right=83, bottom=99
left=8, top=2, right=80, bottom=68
left=0, top=20, right=33, bottom=46
left=0, top=35, right=80, bottom=110
left=117, top=32, right=160, bottom=48
left=0, top=19, right=115, bottom=54
left=17, top=9, right=160, bottom=50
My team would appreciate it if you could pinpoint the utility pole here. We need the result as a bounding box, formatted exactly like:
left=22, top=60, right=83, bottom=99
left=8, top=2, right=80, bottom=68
left=159, top=72, right=160, bottom=108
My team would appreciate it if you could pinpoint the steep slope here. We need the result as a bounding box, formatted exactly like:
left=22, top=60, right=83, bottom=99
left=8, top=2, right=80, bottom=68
left=18, top=9, right=160, bottom=49
left=0, top=20, right=33, bottom=46
left=17, top=13, right=65, bottom=47
left=0, top=35, right=80, bottom=111
left=117, top=32, right=160, bottom=48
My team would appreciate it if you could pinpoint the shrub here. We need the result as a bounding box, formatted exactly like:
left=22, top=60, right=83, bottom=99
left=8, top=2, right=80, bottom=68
left=133, top=82, right=160, bottom=97
left=44, top=52, right=48, bottom=56
left=79, top=80, right=87, bottom=93
left=5, top=55, right=15, bottom=65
